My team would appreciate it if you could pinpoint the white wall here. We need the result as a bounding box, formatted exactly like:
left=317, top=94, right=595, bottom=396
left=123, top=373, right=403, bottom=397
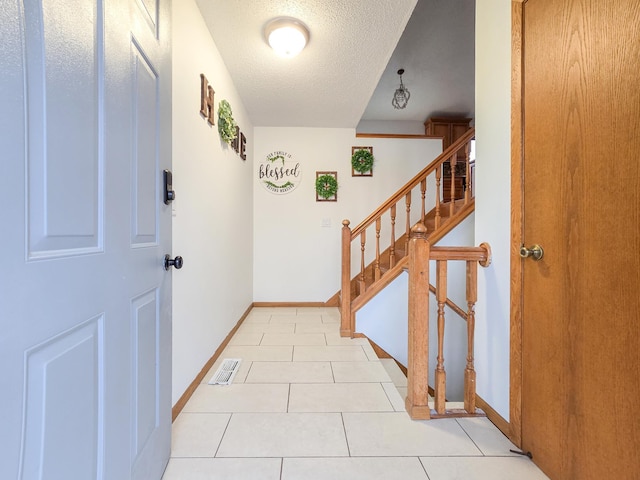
left=171, top=0, right=254, bottom=405
left=358, top=213, right=475, bottom=401
left=356, top=120, right=426, bottom=135
left=252, top=130, right=442, bottom=302
left=474, top=0, right=512, bottom=420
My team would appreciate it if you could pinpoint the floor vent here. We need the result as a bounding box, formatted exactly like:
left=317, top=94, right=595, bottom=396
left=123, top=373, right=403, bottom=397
left=208, top=358, right=242, bottom=385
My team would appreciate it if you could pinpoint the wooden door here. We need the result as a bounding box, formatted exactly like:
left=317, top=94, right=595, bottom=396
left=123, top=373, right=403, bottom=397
left=0, top=1, right=172, bottom=478
left=520, top=0, right=640, bottom=479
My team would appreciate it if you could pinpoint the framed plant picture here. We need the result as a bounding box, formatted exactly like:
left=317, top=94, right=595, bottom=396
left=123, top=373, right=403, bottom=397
left=315, top=171, right=338, bottom=202
left=351, top=146, right=374, bottom=176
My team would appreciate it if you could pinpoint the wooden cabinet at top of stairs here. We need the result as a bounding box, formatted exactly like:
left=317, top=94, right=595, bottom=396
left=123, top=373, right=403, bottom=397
left=424, top=117, right=472, bottom=202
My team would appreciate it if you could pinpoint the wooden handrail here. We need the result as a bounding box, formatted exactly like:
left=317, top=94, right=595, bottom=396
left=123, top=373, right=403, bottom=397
left=430, top=245, right=491, bottom=265
left=350, top=128, right=475, bottom=238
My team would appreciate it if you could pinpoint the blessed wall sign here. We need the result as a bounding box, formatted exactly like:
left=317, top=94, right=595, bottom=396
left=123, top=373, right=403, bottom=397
left=257, top=151, right=302, bottom=195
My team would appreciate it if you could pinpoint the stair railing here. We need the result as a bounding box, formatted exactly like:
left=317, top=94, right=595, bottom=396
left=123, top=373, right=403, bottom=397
left=340, top=128, right=476, bottom=337
left=405, top=223, right=491, bottom=420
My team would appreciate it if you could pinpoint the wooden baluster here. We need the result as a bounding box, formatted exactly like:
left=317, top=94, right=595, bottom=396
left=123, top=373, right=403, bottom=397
left=420, top=178, right=427, bottom=223
left=463, top=140, right=471, bottom=204
left=435, top=260, right=447, bottom=414
left=374, top=218, right=381, bottom=281
left=389, top=205, right=397, bottom=267
left=359, top=230, right=366, bottom=295
left=405, top=192, right=412, bottom=254
left=405, top=223, right=430, bottom=420
left=449, top=153, right=456, bottom=217
left=340, top=220, right=352, bottom=337
left=435, top=166, right=442, bottom=229
left=464, top=259, right=478, bottom=413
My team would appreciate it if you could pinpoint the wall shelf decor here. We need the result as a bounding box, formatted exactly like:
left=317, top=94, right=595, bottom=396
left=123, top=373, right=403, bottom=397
left=351, top=146, right=374, bottom=176
left=315, top=171, right=338, bottom=202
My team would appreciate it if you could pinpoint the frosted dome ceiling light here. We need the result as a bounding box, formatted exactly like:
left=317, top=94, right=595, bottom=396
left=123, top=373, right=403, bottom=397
left=265, top=17, right=310, bottom=58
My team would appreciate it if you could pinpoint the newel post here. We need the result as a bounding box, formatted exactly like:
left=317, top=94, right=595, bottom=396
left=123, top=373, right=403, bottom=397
left=340, top=220, right=352, bottom=337
left=405, top=222, right=431, bottom=419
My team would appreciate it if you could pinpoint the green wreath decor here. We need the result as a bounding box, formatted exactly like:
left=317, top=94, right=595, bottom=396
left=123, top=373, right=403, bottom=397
left=351, top=149, right=374, bottom=173
left=217, top=99, right=237, bottom=144
left=315, top=174, right=338, bottom=199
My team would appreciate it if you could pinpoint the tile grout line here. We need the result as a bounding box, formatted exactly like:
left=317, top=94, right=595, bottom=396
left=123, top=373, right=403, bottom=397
left=286, top=383, right=291, bottom=413
left=379, top=381, right=399, bottom=411
left=212, top=413, right=233, bottom=459
left=243, top=361, right=254, bottom=384
left=454, top=418, right=486, bottom=457
left=340, top=412, right=352, bottom=457
left=418, top=457, right=433, bottom=480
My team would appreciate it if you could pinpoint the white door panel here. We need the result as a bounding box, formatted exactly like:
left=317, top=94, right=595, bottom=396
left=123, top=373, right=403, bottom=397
left=20, top=317, right=104, bottom=479
left=0, top=1, right=172, bottom=478
left=23, top=0, right=103, bottom=258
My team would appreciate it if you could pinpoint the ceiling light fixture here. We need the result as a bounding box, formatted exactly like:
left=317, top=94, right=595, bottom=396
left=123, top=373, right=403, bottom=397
left=264, top=17, right=310, bottom=58
left=392, top=68, right=410, bottom=109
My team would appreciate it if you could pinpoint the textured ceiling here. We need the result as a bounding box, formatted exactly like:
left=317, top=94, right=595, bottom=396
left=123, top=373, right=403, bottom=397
left=360, top=0, right=475, bottom=123
left=195, top=0, right=474, bottom=128
left=195, top=0, right=418, bottom=127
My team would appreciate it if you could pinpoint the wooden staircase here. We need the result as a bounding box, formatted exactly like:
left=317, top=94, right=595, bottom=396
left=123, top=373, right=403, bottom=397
left=346, top=198, right=475, bottom=312
left=338, top=128, right=476, bottom=336
left=332, top=127, right=493, bottom=420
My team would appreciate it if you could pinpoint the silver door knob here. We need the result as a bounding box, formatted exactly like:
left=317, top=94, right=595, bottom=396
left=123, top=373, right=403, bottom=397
left=519, top=244, right=544, bottom=261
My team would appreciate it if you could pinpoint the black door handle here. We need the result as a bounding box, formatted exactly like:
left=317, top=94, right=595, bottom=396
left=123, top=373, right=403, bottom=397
left=164, top=255, right=183, bottom=270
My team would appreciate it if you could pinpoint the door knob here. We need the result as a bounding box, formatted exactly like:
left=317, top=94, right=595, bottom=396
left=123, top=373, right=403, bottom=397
left=164, top=255, right=183, bottom=270
left=519, top=244, right=544, bottom=261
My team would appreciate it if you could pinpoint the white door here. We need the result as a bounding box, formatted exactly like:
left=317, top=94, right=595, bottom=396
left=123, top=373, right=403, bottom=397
left=0, top=1, right=173, bottom=479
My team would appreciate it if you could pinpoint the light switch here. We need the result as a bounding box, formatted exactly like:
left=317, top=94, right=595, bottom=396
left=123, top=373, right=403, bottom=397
left=321, top=218, right=331, bottom=227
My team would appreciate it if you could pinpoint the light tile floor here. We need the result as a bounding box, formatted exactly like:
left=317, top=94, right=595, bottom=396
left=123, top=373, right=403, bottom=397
left=162, top=307, right=549, bottom=480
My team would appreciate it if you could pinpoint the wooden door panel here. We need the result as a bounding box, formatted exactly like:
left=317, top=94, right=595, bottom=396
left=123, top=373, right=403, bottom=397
left=522, top=0, right=640, bottom=478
